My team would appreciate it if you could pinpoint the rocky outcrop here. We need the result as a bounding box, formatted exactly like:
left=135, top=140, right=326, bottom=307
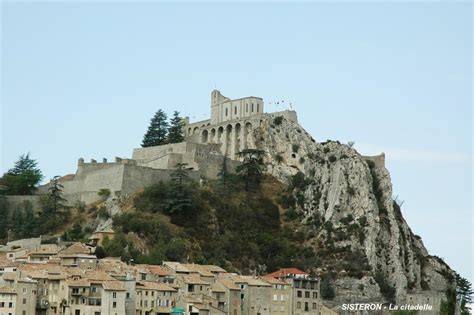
left=251, top=113, right=453, bottom=304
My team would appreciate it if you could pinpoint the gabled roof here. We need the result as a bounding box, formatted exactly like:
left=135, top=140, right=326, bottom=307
left=260, top=276, right=288, bottom=285
left=266, top=268, right=308, bottom=278
left=146, top=265, right=172, bottom=276
left=102, top=280, right=126, bottom=291
left=0, top=287, right=16, bottom=294
left=59, top=243, right=93, bottom=256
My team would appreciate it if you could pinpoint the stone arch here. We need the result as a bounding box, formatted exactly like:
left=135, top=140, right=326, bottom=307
left=201, top=129, right=209, bottom=143
left=210, top=128, right=216, bottom=143
left=225, top=124, right=233, bottom=155
left=244, top=122, right=253, bottom=149
left=235, top=123, right=242, bottom=154
left=193, top=127, right=199, bottom=135
left=217, top=126, right=224, bottom=144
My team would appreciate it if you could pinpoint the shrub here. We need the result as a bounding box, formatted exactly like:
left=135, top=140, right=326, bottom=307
left=97, top=206, right=110, bottom=220
left=374, top=270, right=396, bottom=302
left=292, top=144, right=300, bottom=153
left=299, top=157, right=305, bottom=164
left=275, top=154, right=284, bottom=163
left=328, top=155, right=337, bottom=163
left=273, top=116, right=284, bottom=125
left=97, top=188, right=111, bottom=199
left=284, top=208, right=299, bottom=221
left=323, top=147, right=330, bottom=154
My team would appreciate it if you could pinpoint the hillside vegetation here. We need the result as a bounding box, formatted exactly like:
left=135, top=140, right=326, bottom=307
left=104, top=174, right=320, bottom=275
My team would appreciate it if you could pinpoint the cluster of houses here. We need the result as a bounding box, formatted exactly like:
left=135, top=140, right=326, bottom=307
left=0, top=241, right=333, bottom=315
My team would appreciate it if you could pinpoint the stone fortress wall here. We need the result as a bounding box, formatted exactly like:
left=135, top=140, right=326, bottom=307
left=8, top=89, right=384, bottom=207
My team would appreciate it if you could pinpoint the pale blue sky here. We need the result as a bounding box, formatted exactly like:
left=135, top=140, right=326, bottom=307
left=1, top=2, right=472, bottom=281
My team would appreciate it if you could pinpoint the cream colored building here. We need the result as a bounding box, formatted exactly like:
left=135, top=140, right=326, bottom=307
left=261, top=276, right=291, bottom=315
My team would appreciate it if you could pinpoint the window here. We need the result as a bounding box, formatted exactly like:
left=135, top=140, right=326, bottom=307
left=22, top=288, right=27, bottom=294
left=273, top=294, right=277, bottom=301
left=235, top=107, right=237, bottom=115
left=305, top=291, right=310, bottom=298
left=297, top=290, right=302, bottom=298
left=257, top=104, right=259, bottom=112
left=112, top=292, right=117, bottom=298
left=313, top=292, right=317, bottom=299
left=280, top=294, right=284, bottom=301
left=246, top=104, right=248, bottom=112
left=113, top=301, right=117, bottom=308
left=280, top=306, right=284, bottom=312
left=296, top=302, right=301, bottom=309
left=22, top=298, right=26, bottom=304
left=225, top=108, right=228, bottom=116
left=23, top=311, right=26, bottom=315
left=305, top=302, right=309, bottom=311
left=126, top=292, right=130, bottom=298
left=251, top=103, right=254, bottom=112
left=313, top=303, right=317, bottom=310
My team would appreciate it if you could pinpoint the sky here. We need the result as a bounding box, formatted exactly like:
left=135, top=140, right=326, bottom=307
left=1, top=2, right=472, bottom=282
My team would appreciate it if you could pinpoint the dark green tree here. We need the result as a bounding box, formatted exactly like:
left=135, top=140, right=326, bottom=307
left=0, top=196, right=9, bottom=240
left=0, top=153, right=43, bottom=195
left=168, top=111, right=185, bottom=143
left=39, top=176, right=68, bottom=233
left=236, top=149, right=266, bottom=191
left=440, top=287, right=457, bottom=315
left=165, top=163, right=193, bottom=214
left=142, top=109, right=169, bottom=147
left=320, top=273, right=336, bottom=300
left=456, top=272, right=473, bottom=315
left=217, top=154, right=229, bottom=185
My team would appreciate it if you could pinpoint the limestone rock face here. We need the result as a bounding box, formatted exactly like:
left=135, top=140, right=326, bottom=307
left=252, top=114, right=453, bottom=303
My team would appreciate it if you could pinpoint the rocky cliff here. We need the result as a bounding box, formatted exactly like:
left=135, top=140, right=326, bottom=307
left=252, top=114, right=454, bottom=304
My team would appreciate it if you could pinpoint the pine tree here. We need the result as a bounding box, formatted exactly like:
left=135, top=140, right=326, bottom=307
left=456, top=272, right=473, bottom=315
left=236, top=149, right=266, bottom=191
left=166, top=163, right=193, bottom=214
left=217, top=153, right=229, bottom=185
left=168, top=111, right=185, bottom=143
left=0, top=153, right=43, bottom=195
left=0, top=196, right=9, bottom=240
left=39, top=176, right=68, bottom=234
left=142, top=110, right=169, bottom=147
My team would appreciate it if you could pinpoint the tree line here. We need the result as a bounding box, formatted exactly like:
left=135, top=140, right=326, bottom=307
left=141, top=110, right=185, bottom=147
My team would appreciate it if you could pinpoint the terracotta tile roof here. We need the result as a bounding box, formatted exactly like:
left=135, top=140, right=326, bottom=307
left=136, top=281, right=177, bottom=292
left=67, top=279, right=90, bottom=287
left=260, top=276, right=288, bottom=285
left=179, top=274, right=210, bottom=285
left=202, top=265, right=227, bottom=273
left=2, top=272, right=17, bottom=281
left=163, top=261, right=190, bottom=273
left=102, top=280, right=125, bottom=291
left=84, top=270, right=115, bottom=282
left=59, top=243, right=93, bottom=256
left=216, top=276, right=240, bottom=290
left=0, top=287, right=16, bottom=294
left=182, top=264, right=214, bottom=277
left=266, top=268, right=308, bottom=278
left=146, top=265, right=172, bottom=276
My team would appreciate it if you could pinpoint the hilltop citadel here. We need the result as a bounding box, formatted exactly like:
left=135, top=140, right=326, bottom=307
left=10, top=90, right=382, bottom=207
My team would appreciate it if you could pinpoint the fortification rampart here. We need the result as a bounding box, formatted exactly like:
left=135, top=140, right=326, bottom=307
left=362, top=153, right=386, bottom=168
left=4, top=195, right=43, bottom=213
